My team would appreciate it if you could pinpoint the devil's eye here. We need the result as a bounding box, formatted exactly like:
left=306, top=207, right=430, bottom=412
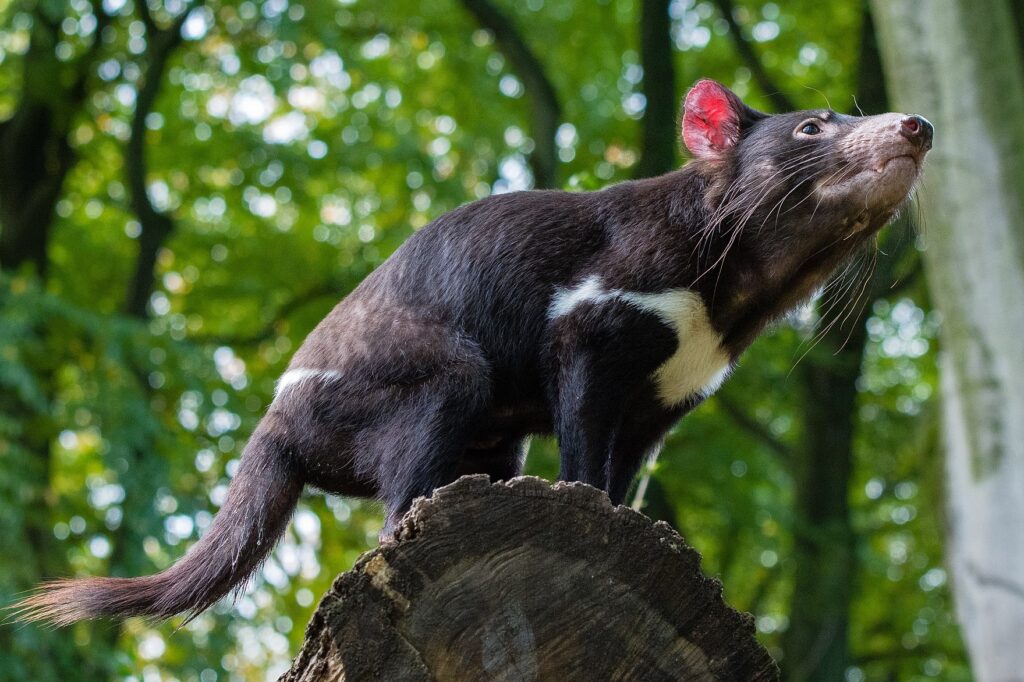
left=800, top=122, right=821, bottom=135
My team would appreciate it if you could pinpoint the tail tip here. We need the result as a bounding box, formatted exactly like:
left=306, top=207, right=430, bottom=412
left=8, top=579, right=109, bottom=627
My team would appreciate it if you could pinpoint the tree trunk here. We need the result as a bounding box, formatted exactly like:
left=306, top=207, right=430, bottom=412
left=783, top=350, right=858, bottom=681
left=0, top=3, right=107, bottom=275
left=0, top=6, right=107, bottom=674
left=764, top=9, right=900, bottom=678
left=0, top=102, right=73, bottom=276
left=283, top=475, right=778, bottom=681
left=634, top=0, right=677, bottom=180
left=124, top=0, right=201, bottom=318
left=871, top=1, right=1024, bottom=678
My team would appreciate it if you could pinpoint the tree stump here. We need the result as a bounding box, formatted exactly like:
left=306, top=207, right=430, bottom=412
left=282, top=475, right=778, bottom=681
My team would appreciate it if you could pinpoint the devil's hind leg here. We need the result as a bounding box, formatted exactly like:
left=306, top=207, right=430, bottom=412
left=351, top=334, right=492, bottom=537
left=377, top=376, right=492, bottom=534
left=457, top=435, right=529, bottom=482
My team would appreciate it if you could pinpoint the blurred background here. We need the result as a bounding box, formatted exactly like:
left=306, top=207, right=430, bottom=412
left=3, top=0, right=1023, bottom=680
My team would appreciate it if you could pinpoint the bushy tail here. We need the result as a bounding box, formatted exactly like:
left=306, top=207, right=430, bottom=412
left=12, top=420, right=303, bottom=625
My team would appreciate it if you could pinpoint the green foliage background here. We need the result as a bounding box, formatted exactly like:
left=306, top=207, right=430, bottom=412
left=0, top=0, right=969, bottom=680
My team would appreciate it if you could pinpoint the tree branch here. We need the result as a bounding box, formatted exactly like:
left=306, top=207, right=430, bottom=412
left=714, top=391, right=794, bottom=466
left=459, top=0, right=562, bottom=188
left=852, top=644, right=951, bottom=664
left=711, top=0, right=794, bottom=111
left=71, top=0, right=113, bottom=101
left=744, top=565, right=781, bottom=616
left=880, top=248, right=921, bottom=297
left=123, top=0, right=204, bottom=318
left=136, top=0, right=159, bottom=35
left=188, top=283, right=342, bottom=347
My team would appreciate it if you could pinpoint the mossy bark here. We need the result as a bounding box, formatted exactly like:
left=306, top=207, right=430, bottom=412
left=872, top=2, right=1024, bottom=677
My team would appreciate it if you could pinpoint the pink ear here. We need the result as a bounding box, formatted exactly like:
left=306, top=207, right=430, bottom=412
left=682, top=80, right=742, bottom=160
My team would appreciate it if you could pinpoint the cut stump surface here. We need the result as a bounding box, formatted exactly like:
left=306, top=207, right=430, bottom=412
left=282, top=475, right=778, bottom=681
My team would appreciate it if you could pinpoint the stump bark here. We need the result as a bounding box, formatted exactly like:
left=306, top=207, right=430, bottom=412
left=282, top=475, right=778, bottom=681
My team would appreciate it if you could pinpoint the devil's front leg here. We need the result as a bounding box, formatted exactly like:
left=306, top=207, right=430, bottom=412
left=547, top=300, right=677, bottom=491
left=604, top=403, right=686, bottom=505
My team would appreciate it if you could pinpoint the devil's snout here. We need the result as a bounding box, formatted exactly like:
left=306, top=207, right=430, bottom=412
left=900, top=115, right=934, bottom=151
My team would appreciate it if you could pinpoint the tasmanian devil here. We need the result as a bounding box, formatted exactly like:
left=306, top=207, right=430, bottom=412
left=17, top=80, right=932, bottom=625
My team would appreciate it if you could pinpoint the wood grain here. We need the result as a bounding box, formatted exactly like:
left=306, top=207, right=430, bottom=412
left=282, top=475, right=778, bottom=681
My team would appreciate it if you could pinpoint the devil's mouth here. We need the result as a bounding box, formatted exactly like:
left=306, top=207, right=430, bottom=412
left=875, top=154, right=918, bottom=173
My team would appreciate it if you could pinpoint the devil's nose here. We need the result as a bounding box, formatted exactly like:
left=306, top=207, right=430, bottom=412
left=900, top=115, right=934, bottom=151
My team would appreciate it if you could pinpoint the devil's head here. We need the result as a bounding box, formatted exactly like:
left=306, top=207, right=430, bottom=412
left=681, top=80, right=931, bottom=277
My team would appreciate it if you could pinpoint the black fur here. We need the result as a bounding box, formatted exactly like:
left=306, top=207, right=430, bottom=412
left=15, top=80, right=932, bottom=624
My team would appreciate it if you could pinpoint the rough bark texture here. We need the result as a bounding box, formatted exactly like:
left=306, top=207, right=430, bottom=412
left=871, top=1, right=1024, bottom=678
left=283, top=476, right=778, bottom=681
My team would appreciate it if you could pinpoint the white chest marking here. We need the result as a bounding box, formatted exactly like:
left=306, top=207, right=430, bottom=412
left=549, top=276, right=732, bottom=406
